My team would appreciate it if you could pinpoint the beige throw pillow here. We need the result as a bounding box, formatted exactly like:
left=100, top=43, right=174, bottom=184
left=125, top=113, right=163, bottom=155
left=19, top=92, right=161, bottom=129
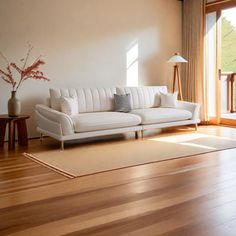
left=60, top=96, right=79, bottom=115
left=160, top=92, right=178, bottom=108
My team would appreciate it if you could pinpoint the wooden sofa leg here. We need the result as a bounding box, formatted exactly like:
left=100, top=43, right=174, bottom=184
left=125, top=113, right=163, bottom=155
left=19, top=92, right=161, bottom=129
left=141, top=130, right=144, bottom=139
left=195, top=124, right=198, bottom=131
left=61, top=141, right=64, bottom=151
left=40, top=133, right=43, bottom=143
left=135, top=131, right=139, bottom=139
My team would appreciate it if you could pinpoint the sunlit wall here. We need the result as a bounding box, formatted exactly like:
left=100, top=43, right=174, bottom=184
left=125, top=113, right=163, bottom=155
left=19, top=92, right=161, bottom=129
left=0, top=0, right=182, bottom=137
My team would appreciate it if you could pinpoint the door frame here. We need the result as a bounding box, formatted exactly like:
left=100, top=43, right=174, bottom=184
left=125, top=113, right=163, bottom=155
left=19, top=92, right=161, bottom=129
left=205, top=0, right=236, bottom=125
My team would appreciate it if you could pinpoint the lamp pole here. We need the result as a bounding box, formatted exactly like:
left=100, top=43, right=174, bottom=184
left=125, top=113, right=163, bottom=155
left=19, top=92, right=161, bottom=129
left=168, top=53, right=187, bottom=101
left=173, top=64, right=183, bottom=100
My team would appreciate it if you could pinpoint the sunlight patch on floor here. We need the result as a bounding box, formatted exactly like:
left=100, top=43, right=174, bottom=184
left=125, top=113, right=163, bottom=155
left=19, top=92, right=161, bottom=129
left=148, top=133, right=209, bottom=143
left=178, top=142, right=216, bottom=150
left=148, top=133, right=233, bottom=150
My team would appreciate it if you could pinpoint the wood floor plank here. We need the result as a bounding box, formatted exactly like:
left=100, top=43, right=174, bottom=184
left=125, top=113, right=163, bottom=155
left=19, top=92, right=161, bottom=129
left=1, top=126, right=236, bottom=235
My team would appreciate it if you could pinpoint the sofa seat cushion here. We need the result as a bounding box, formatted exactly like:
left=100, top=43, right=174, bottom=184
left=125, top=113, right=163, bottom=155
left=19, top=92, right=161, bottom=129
left=130, top=108, right=192, bottom=125
left=71, top=112, right=141, bottom=133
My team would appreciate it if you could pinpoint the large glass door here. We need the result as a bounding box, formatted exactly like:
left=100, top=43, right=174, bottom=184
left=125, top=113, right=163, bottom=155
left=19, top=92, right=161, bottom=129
left=205, top=1, right=236, bottom=125
left=205, top=11, right=221, bottom=123
left=220, top=7, right=236, bottom=124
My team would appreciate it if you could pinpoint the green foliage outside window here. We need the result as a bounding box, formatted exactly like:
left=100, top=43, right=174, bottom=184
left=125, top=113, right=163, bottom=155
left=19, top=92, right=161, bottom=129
left=222, top=17, right=236, bottom=73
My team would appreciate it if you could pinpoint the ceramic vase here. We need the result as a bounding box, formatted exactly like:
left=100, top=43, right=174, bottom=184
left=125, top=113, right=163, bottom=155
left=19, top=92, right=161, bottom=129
left=8, top=91, right=21, bottom=117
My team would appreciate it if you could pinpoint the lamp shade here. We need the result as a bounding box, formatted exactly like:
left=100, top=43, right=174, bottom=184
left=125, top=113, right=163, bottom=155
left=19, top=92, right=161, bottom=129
left=167, top=53, right=188, bottom=63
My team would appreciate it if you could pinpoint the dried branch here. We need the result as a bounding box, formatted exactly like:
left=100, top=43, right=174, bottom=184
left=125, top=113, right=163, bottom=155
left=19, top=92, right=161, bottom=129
left=1, top=75, right=11, bottom=84
left=22, top=44, right=33, bottom=70
left=0, top=46, right=49, bottom=92
left=0, top=51, right=10, bottom=64
left=22, top=59, right=45, bottom=77
left=10, top=63, right=23, bottom=74
left=0, top=68, right=16, bottom=89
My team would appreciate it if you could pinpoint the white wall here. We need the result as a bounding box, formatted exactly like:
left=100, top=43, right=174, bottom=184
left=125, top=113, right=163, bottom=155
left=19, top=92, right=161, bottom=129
left=0, top=0, right=182, bottom=138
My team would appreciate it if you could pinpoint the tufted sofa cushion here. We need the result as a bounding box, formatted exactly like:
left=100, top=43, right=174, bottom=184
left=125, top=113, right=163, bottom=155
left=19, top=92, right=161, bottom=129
left=50, top=88, right=116, bottom=113
left=116, top=86, right=167, bottom=110
left=131, top=108, right=192, bottom=125
left=71, top=112, right=141, bottom=133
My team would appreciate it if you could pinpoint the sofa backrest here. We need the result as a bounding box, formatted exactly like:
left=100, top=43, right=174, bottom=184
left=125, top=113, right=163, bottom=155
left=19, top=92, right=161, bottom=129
left=116, top=86, right=167, bottom=110
left=49, top=88, right=116, bottom=113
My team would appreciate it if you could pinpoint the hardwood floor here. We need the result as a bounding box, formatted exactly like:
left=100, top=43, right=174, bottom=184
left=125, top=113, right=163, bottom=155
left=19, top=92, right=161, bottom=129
left=1, top=126, right=236, bottom=235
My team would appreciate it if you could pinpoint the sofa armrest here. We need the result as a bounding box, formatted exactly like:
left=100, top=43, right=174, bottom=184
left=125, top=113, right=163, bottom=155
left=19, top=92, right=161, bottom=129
left=177, top=101, right=200, bottom=121
left=35, top=104, right=74, bottom=136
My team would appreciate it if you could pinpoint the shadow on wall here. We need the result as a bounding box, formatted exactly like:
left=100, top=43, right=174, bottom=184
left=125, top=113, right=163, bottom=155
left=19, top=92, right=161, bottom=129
left=21, top=96, right=46, bottom=138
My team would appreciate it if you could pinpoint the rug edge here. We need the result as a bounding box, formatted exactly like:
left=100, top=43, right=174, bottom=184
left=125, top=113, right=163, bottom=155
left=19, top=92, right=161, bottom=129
left=23, top=153, right=75, bottom=179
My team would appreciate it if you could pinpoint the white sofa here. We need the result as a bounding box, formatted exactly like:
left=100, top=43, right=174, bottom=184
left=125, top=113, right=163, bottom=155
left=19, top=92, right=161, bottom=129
left=35, top=86, right=200, bottom=149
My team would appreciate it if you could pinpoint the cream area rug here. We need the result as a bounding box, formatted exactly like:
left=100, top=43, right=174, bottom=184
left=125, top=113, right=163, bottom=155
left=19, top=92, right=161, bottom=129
left=24, top=133, right=236, bottom=178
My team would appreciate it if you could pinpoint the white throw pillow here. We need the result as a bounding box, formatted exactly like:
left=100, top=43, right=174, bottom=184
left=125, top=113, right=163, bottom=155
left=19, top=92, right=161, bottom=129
left=60, top=96, right=79, bottom=115
left=160, top=92, right=178, bottom=108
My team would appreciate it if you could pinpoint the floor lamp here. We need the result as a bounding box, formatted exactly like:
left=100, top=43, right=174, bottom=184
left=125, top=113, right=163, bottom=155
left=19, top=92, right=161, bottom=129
left=168, top=53, right=188, bottom=101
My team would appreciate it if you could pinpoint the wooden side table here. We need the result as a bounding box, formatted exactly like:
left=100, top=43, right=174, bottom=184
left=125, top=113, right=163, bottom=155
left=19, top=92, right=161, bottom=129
left=0, top=115, right=30, bottom=150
